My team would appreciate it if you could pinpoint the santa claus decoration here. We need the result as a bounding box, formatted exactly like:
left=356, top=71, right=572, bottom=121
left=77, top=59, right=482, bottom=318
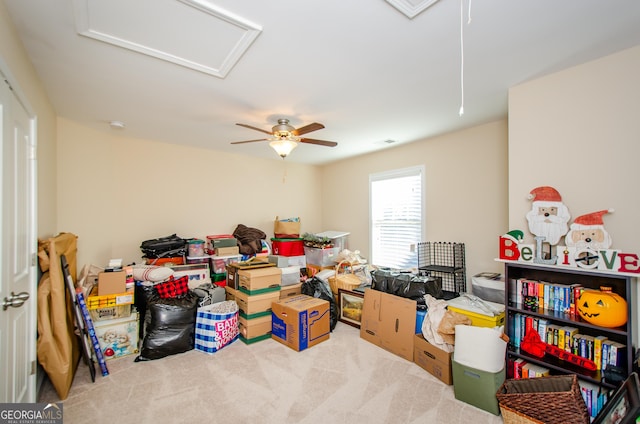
left=525, top=186, right=571, bottom=262
left=564, top=209, right=614, bottom=250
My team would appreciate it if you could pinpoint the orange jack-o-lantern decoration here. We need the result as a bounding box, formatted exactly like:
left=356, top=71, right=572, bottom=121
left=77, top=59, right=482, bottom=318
left=577, top=286, right=627, bottom=328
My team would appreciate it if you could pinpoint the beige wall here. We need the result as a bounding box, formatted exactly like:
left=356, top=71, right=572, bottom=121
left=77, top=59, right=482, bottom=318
left=321, top=120, right=509, bottom=284
left=0, top=2, right=57, bottom=239
left=56, top=118, right=324, bottom=267
left=509, top=45, right=640, bottom=254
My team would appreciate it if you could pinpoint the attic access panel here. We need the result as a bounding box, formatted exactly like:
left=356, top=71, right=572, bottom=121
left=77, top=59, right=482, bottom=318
left=72, top=0, right=262, bottom=78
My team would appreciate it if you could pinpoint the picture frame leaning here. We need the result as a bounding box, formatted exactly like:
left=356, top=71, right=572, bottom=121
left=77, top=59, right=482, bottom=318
left=338, top=289, right=364, bottom=328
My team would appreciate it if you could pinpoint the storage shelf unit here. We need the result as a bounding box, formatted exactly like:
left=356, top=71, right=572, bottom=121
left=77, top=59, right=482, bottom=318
left=502, top=260, right=633, bottom=390
left=417, top=242, right=466, bottom=296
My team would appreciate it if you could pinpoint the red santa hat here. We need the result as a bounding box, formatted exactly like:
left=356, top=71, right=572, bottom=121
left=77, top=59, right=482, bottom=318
left=528, top=186, right=562, bottom=202
left=573, top=209, right=614, bottom=226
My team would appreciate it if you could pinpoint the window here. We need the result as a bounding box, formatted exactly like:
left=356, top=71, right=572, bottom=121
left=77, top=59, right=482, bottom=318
left=370, top=166, right=424, bottom=269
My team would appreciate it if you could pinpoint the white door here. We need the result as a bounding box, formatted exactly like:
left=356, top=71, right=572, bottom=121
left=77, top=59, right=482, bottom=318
left=0, top=72, right=38, bottom=403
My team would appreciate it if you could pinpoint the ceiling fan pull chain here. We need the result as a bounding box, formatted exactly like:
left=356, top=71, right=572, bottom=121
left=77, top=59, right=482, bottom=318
left=459, top=0, right=472, bottom=116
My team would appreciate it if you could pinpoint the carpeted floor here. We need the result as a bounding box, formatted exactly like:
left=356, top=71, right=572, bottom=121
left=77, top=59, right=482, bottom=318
left=38, top=322, right=504, bottom=424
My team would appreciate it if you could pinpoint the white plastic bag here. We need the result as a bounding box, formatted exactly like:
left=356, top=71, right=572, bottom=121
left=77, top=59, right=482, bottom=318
left=421, top=294, right=454, bottom=353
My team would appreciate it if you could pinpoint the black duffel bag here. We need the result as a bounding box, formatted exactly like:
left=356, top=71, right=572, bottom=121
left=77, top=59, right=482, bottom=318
left=140, top=234, right=187, bottom=259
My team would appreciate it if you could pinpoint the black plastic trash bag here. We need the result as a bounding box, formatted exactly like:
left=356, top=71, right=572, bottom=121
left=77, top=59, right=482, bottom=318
left=135, top=291, right=198, bottom=361
left=370, top=269, right=443, bottom=305
left=301, top=277, right=338, bottom=331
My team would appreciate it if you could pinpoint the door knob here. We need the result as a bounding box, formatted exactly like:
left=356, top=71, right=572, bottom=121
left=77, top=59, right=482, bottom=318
left=2, top=291, right=30, bottom=310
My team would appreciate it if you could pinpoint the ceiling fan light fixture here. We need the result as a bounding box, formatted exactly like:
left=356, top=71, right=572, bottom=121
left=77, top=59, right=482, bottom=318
left=269, top=138, right=298, bottom=158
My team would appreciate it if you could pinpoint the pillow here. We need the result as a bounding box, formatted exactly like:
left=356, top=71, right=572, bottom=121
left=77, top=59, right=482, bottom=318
left=132, top=265, right=174, bottom=282
left=155, top=275, right=189, bottom=299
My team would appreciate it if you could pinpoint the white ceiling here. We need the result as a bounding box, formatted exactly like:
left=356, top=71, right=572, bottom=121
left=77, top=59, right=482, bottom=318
left=5, top=0, right=640, bottom=164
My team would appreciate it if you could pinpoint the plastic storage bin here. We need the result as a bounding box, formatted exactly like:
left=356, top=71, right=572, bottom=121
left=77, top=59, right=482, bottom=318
left=315, top=231, right=349, bottom=251
left=471, top=273, right=505, bottom=304
left=452, top=360, right=505, bottom=415
left=304, top=246, right=340, bottom=266
left=271, top=238, right=305, bottom=256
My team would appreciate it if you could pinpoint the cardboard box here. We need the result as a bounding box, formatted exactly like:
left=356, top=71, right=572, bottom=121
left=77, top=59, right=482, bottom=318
left=225, top=286, right=237, bottom=301
left=93, top=311, right=139, bottom=360
left=305, top=264, right=334, bottom=277
left=207, top=235, right=237, bottom=248
left=86, top=285, right=134, bottom=309
left=280, top=283, right=302, bottom=299
left=234, top=289, right=280, bottom=318
left=452, top=360, right=505, bottom=415
left=215, top=246, right=240, bottom=256
left=238, top=314, right=272, bottom=340
left=89, top=304, right=131, bottom=322
left=170, top=263, right=211, bottom=289
left=98, top=270, right=126, bottom=296
left=360, top=289, right=417, bottom=361
left=238, top=267, right=281, bottom=294
left=414, top=334, right=453, bottom=385
left=271, top=294, right=330, bottom=352
left=226, top=264, right=240, bottom=289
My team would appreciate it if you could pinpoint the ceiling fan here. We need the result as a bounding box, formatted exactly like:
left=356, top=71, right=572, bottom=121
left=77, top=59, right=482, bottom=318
left=231, top=118, right=338, bottom=158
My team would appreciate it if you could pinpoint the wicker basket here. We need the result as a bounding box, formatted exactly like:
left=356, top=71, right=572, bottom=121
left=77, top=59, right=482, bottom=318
left=496, top=374, right=590, bottom=424
left=328, top=261, right=362, bottom=295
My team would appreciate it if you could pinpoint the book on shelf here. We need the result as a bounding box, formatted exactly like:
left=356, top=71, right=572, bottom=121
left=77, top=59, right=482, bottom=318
left=606, top=340, right=626, bottom=367
left=543, top=282, right=550, bottom=310
left=508, top=279, right=518, bottom=304
left=557, top=325, right=566, bottom=351
left=524, top=315, right=534, bottom=336
left=572, top=334, right=583, bottom=356
left=513, top=313, right=521, bottom=348
left=560, top=326, right=579, bottom=352
left=546, top=324, right=561, bottom=346
left=579, top=379, right=608, bottom=419
left=536, top=318, right=549, bottom=342
left=513, top=358, right=525, bottom=379
left=602, top=341, right=610, bottom=370
left=593, top=335, right=608, bottom=371
left=525, top=363, right=550, bottom=378
left=582, top=335, right=595, bottom=362
left=570, top=284, right=583, bottom=315
left=536, top=281, right=545, bottom=311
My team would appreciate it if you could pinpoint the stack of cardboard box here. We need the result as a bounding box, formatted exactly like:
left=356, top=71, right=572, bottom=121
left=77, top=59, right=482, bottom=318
left=225, top=264, right=281, bottom=344
left=88, top=267, right=139, bottom=361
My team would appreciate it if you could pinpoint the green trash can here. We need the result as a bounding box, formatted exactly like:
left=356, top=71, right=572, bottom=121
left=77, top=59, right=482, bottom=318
left=452, top=359, right=506, bottom=415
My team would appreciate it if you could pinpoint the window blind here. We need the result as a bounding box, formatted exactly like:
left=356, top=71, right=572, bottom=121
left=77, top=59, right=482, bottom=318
left=370, top=166, right=424, bottom=269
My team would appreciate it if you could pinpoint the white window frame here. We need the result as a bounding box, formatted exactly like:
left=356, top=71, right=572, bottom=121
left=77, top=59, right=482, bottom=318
left=369, top=165, right=425, bottom=269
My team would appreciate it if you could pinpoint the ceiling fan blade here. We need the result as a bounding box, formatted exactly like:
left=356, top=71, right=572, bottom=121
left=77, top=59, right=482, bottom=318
left=299, top=138, right=338, bottom=147
left=230, top=138, right=268, bottom=145
left=236, top=123, right=273, bottom=135
left=293, top=122, right=324, bottom=136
